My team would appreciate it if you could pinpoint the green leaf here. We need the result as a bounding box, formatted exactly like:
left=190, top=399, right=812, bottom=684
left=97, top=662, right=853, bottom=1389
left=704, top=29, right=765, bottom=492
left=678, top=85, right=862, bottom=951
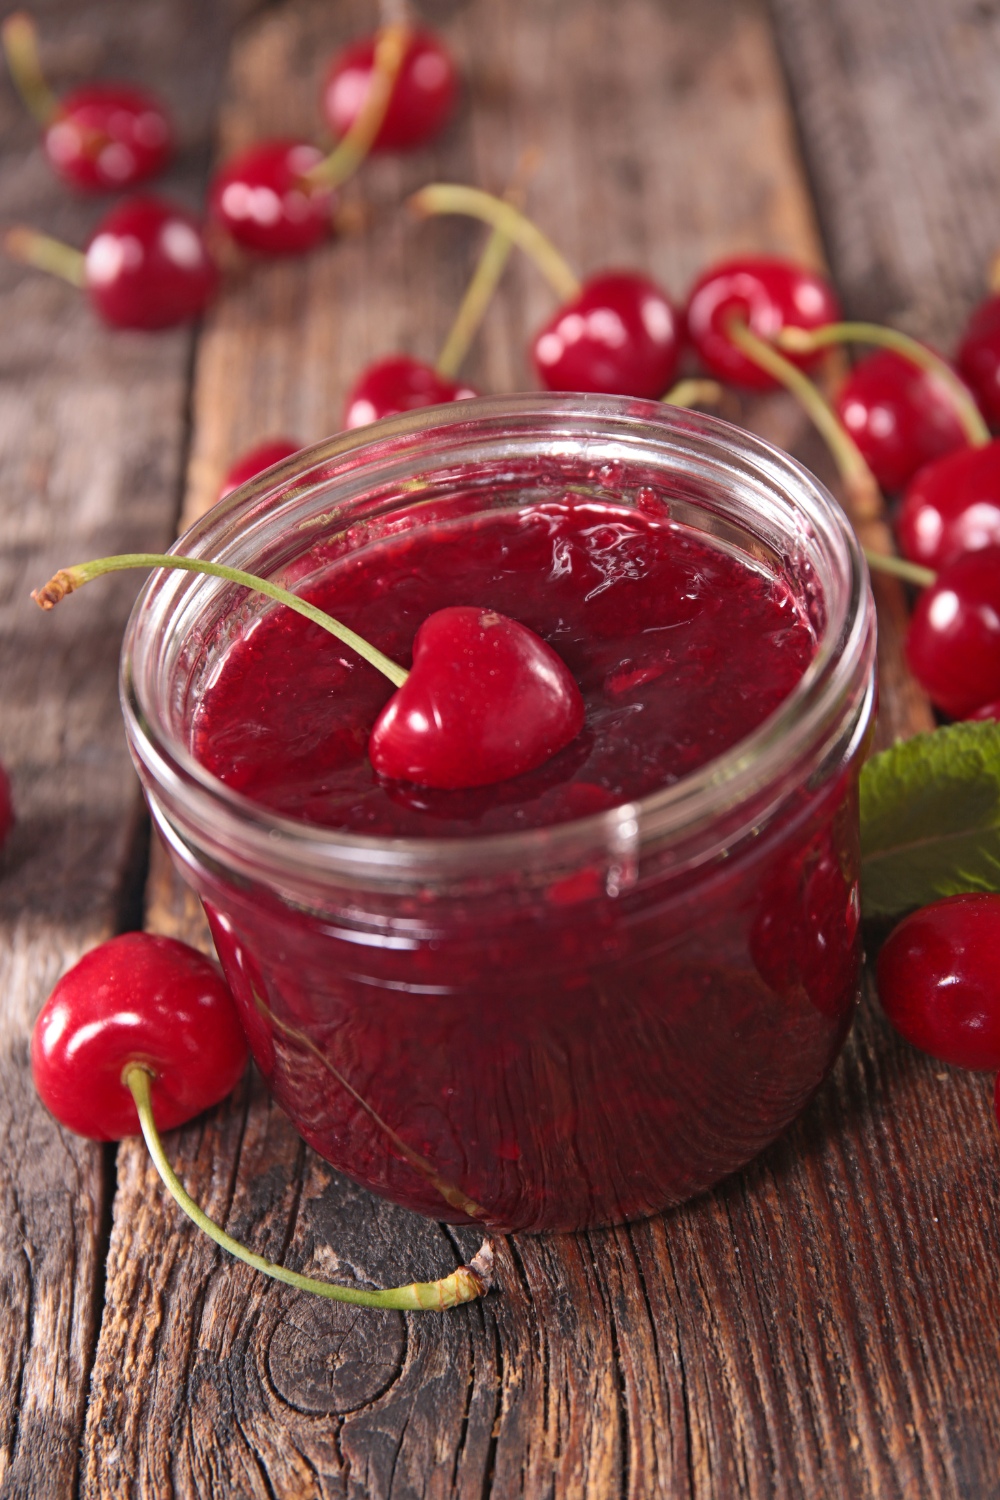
left=860, top=719, right=1000, bottom=919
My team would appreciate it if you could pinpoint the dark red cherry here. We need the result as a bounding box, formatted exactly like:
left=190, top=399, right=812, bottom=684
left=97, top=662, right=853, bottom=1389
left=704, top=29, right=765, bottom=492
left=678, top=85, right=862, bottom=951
left=968, top=698, right=1000, bottom=722
left=531, top=271, right=680, bottom=400
left=958, top=295, right=1000, bottom=429
left=905, top=545, right=1000, bottom=718
left=209, top=140, right=336, bottom=256
left=835, top=348, right=969, bottom=493
left=31, top=933, right=249, bottom=1141
left=0, top=763, right=12, bottom=850
left=684, top=256, right=840, bottom=390
left=877, top=894, right=1000, bottom=1070
left=322, top=29, right=457, bottom=151
left=896, top=440, right=1000, bottom=571
left=45, top=83, right=173, bottom=192
left=218, top=437, right=302, bottom=500
left=344, top=354, right=476, bottom=428
left=369, top=606, right=585, bottom=789
left=84, top=196, right=218, bottom=329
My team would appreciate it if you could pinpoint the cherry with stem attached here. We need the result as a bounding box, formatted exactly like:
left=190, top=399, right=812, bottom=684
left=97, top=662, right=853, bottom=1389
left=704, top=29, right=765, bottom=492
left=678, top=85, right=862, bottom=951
left=322, top=25, right=457, bottom=152
left=210, top=24, right=409, bottom=257
left=32, top=932, right=489, bottom=1310
left=2, top=11, right=173, bottom=192
left=411, top=184, right=681, bottom=400
left=32, top=551, right=585, bottom=790
left=4, top=196, right=218, bottom=330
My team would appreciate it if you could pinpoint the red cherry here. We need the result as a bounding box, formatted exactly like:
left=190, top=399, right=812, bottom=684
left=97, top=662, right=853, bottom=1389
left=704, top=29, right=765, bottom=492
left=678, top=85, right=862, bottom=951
left=322, top=29, right=457, bottom=151
left=84, top=196, right=218, bottom=329
left=218, top=437, right=302, bottom=500
left=44, top=83, right=173, bottom=192
left=369, top=606, right=585, bottom=789
left=896, top=441, right=1000, bottom=571
left=0, top=763, right=12, bottom=850
left=31, top=933, right=249, bottom=1141
left=209, top=140, right=336, bottom=256
left=905, top=545, right=1000, bottom=718
left=531, top=271, right=680, bottom=400
left=958, top=295, right=1000, bottom=429
left=684, top=256, right=840, bottom=390
left=968, top=699, right=1000, bottom=722
left=877, top=894, right=1000, bottom=1069
left=835, top=348, right=969, bottom=493
left=344, top=354, right=476, bottom=428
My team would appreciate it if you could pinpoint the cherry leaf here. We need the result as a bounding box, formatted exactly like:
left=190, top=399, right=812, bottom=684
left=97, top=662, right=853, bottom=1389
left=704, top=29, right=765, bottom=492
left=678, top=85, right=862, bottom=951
left=860, top=719, right=1000, bottom=919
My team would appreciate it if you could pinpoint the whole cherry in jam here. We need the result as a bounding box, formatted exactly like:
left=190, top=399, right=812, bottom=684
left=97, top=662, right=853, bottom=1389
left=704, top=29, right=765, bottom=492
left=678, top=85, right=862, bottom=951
left=367, top=607, right=584, bottom=789
left=835, top=348, right=969, bottom=493
left=322, top=28, right=457, bottom=151
left=532, top=272, right=681, bottom=400
left=31, top=932, right=248, bottom=1141
left=2, top=13, right=173, bottom=192
left=344, top=354, right=476, bottom=428
left=896, top=440, right=1000, bottom=571
left=684, top=256, right=840, bottom=390
left=958, top=294, right=1000, bottom=429
left=5, top=196, right=218, bottom=329
left=905, top=545, right=1000, bottom=718
left=876, top=894, right=1000, bottom=1070
left=218, top=437, right=303, bottom=500
left=209, top=141, right=336, bottom=256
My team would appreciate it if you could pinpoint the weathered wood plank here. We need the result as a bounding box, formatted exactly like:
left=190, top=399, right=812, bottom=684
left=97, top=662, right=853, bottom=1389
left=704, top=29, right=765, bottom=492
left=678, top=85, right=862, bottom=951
left=0, top=2, right=241, bottom=1493
left=83, top=0, right=1000, bottom=1496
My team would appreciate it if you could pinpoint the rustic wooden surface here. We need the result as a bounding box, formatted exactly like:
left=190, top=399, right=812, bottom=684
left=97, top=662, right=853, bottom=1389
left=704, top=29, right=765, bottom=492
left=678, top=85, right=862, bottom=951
left=2, top=0, right=1000, bottom=1495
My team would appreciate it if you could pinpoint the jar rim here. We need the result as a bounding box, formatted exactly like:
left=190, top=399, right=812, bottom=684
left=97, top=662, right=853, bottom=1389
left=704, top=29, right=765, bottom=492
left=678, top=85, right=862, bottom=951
left=121, top=393, right=875, bottom=888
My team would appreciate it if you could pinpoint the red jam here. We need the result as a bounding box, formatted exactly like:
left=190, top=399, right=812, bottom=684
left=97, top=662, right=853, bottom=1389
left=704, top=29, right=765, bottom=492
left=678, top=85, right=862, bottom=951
left=186, top=496, right=862, bottom=1233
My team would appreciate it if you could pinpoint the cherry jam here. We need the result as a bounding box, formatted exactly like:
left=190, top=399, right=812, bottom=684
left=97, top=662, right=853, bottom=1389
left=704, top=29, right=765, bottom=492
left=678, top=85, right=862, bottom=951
left=125, top=399, right=875, bottom=1233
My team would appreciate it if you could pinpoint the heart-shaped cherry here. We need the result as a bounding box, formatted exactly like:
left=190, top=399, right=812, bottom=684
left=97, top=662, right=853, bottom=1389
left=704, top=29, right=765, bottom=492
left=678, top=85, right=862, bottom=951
left=5, top=196, right=218, bottom=330
left=32, top=932, right=248, bottom=1141
left=895, top=440, right=1000, bottom=571
left=322, top=27, right=457, bottom=151
left=369, top=606, right=585, bottom=790
left=218, top=437, right=303, bottom=500
left=958, top=293, right=1000, bottom=429
left=531, top=270, right=681, bottom=400
left=684, top=256, right=840, bottom=390
left=209, top=141, right=336, bottom=256
left=2, top=12, right=173, bottom=192
left=344, top=355, right=476, bottom=428
left=834, top=348, right=970, bottom=492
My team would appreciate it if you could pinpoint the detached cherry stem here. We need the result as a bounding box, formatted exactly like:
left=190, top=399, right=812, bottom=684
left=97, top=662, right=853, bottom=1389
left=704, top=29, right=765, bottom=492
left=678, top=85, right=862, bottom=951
left=777, top=320, right=991, bottom=448
left=2, top=12, right=58, bottom=125
left=411, top=183, right=582, bottom=303
left=305, top=22, right=410, bottom=190
left=31, top=552, right=409, bottom=689
left=125, top=1066, right=489, bottom=1310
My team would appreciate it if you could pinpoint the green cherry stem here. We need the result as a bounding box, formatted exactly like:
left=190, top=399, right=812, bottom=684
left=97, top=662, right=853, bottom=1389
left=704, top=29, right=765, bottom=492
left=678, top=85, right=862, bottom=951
left=662, top=378, right=725, bottom=409
left=861, top=551, right=936, bottom=588
left=435, top=225, right=513, bottom=379
left=304, top=22, right=410, bottom=190
left=777, top=320, right=991, bottom=448
left=1, top=12, right=58, bottom=125
left=125, top=1066, right=490, bottom=1310
left=410, top=183, right=582, bottom=303
left=4, top=226, right=86, bottom=287
left=31, top=552, right=409, bottom=689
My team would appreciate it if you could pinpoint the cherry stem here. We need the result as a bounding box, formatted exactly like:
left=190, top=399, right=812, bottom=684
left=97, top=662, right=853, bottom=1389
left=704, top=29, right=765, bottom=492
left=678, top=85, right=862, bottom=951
left=410, top=184, right=582, bottom=303
left=31, top=552, right=409, bottom=689
left=662, top=378, right=725, bottom=409
left=124, top=1066, right=489, bottom=1310
left=861, top=550, right=936, bottom=588
left=2, top=12, right=58, bottom=125
left=305, top=22, right=410, bottom=190
left=4, top=226, right=86, bottom=288
left=777, top=320, right=991, bottom=448
left=724, top=316, right=884, bottom=524
left=435, top=225, right=513, bottom=379
left=989, top=250, right=1000, bottom=298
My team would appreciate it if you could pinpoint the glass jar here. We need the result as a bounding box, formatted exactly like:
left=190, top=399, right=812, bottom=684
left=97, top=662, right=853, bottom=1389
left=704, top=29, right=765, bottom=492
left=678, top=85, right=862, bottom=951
left=122, top=394, right=876, bottom=1234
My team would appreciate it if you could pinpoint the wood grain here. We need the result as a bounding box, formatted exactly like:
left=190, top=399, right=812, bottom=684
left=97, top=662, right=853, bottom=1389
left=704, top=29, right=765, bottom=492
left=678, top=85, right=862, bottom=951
left=0, top=2, right=241, bottom=1493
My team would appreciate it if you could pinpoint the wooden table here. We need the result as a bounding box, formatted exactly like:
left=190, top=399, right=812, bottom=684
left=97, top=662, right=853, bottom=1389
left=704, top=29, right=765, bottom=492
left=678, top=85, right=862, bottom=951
left=3, top=1, right=1000, bottom=1494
